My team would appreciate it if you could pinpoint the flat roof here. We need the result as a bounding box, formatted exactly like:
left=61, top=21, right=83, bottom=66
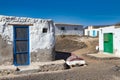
left=55, top=23, right=83, bottom=27
left=8, top=23, right=33, bottom=26
left=85, top=25, right=112, bottom=29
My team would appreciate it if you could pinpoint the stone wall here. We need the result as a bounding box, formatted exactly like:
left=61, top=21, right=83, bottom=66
left=0, top=15, right=55, bottom=64
left=31, top=47, right=55, bottom=62
left=0, top=35, right=13, bottom=65
left=0, top=60, right=66, bottom=79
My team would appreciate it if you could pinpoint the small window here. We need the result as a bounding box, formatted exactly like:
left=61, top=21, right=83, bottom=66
left=74, top=28, right=78, bottom=30
left=43, top=28, right=48, bottom=33
left=61, top=27, right=65, bottom=30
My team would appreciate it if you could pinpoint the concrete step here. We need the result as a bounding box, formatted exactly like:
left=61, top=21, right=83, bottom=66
left=83, top=53, right=120, bottom=60
left=0, top=60, right=66, bottom=76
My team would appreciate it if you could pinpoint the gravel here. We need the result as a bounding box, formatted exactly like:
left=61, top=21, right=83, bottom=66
left=1, top=36, right=120, bottom=80
left=1, top=59, right=120, bottom=80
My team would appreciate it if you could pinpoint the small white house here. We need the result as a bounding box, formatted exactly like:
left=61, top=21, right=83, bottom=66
left=55, top=23, right=83, bottom=36
left=84, top=25, right=110, bottom=37
left=84, top=26, right=99, bottom=37
left=99, top=24, right=120, bottom=57
left=0, top=15, right=55, bottom=66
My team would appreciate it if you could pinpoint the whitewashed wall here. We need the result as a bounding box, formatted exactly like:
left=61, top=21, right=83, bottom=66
left=99, top=26, right=120, bottom=57
left=0, top=15, right=55, bottom=63
left=114, top=28, right=120, bottom=57
left=84, top=28, right=99, bottom=37
left=0, top=15, right=55, bottom=52
left=84, top=29, right=88, bottom=35
left=55, top=25, right=83, bottom=36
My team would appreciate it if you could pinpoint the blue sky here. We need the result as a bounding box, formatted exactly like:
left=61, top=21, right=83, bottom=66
left=0, top=0, right=120, bottom=26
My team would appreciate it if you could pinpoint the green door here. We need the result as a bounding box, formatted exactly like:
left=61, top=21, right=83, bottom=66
left=104, top=33, right=113, bottom=53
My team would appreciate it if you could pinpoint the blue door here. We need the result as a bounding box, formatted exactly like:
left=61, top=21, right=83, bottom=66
left=13, top=26, right=30, bottom=66
left=93, top=30, right=96, bottom=37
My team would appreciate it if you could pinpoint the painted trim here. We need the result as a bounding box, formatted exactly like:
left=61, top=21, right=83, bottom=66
left=93, top=30, right=96, bottom=37
left=103, top=33, right=113, bottom=54
left=13, top=26, right=30, bottom=66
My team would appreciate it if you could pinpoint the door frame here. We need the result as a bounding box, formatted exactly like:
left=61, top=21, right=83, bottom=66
left=13, top=25, right=30, bottom=66
left=93, top=30, right=96, bottom=37
left=103, top=33, right=113, bottom=54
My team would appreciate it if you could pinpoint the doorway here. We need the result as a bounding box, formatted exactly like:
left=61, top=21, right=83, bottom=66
left=104, top=33, right=113, bottom=53
left=13, top=26, right=30, bottom=66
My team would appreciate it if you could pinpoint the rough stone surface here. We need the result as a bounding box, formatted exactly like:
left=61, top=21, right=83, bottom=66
left=0, top=35, right=13, bottom=65
left=0, top=15, right=55, bottom=64
left=1, top=60, right=120, bottom=80
left=31, top=48, right=55, bottom=62
left=1, top=37, right=120, bottom=80
left=0, top=60, right=66, bottom=77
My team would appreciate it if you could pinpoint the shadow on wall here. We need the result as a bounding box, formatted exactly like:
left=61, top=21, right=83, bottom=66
left=55, top=51, right=71, bottom=60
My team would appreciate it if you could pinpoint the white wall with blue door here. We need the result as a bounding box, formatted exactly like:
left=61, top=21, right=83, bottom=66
left=0, top=15, right=55, bottom=66
left=85, top=29, right=99, bottom=37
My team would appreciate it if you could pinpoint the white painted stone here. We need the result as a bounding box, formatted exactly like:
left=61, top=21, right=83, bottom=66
left=84, top=26, right=99, bottom=37
left=99, top=26, right=120, bottom=57
left=55, top=23, right=83, bottom=36
left=0, top=15, right=55, bottom=53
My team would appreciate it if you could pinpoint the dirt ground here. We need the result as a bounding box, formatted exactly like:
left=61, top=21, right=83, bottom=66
left=55, top=36, right=87, bottom=52
left=55, top=35, right=98, bottom=54
left=1, top=36, right=120, bottom=80
left=18, top=60, right=120, bottom=80
left=53, top=36, right=120, bottom=80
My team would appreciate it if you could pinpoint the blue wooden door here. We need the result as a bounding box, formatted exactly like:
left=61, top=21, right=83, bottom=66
left=13, top=26, right=30, bottom=66
left=93, top=30, right=96, bottom=37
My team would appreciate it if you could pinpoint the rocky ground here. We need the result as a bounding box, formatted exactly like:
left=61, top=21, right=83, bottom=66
left=55, top=35, right=87, bottom=52
left=24, top=60, right=120, bottom=80
left=2, top=59, right=120, bottom=80
left=1, top=36, right=120, bottom=80
left=54, top=36, right=120, bottom=80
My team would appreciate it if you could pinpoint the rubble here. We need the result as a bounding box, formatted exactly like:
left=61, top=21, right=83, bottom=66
left=0, top=60, right=66, bottom=76
left=112, top=65, right=120, bottom=71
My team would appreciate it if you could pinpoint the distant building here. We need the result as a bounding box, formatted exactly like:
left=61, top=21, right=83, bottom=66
left=55, top=23, right=83, bottom=36
left=99, top=24, right=120, bottom=57
left=84, top=25, right=111, bottom=37
left=0, top=15, right=55, bottom=66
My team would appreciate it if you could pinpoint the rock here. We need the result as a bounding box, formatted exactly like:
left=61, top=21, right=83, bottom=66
left=113, top=65, right=120, bottom=71
left=66, top=54, right=86, bottom=68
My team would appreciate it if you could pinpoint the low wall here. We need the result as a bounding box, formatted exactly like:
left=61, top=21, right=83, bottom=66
left=0, top=60, right=66, bottom=80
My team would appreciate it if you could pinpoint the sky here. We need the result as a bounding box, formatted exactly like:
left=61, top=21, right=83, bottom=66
left=0, top=0, right=120, bottom=26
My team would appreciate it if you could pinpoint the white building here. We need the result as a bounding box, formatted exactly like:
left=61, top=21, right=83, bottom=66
left=0, top=15, right=55, bottom=66
left=55, top=23, right=83, bottom=36
left=84, top=25, right=110, bottom=37
left=99, top=24, right=120, bottom=57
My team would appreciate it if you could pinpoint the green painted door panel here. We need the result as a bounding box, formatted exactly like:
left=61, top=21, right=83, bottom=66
left=104, top=33, right=113, bottom=53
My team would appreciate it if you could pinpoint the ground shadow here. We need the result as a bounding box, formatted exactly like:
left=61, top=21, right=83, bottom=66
left=55, top=51, right=71, bottom=60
